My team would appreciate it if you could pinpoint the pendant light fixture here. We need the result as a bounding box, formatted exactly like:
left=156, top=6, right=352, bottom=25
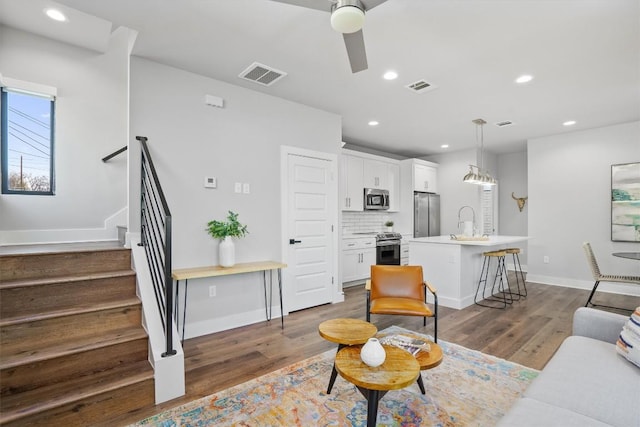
left=463, top=118, right=497, bottom=186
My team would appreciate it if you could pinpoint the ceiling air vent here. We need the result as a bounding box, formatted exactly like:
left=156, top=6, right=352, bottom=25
left=238, top=62, right=287, bottom=87
left=495, top=120, right=514, bottom=127
left=405, top=79, right=438, bottom=94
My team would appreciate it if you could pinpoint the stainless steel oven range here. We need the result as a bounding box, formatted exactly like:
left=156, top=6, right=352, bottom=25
left=376, top=232, right=402, bottom=265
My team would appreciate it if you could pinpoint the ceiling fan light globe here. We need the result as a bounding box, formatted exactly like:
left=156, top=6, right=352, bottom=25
left=331, top=5, right=365, bottom=34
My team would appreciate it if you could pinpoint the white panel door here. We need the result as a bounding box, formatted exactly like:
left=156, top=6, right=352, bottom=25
left=287, top=153, right=334, bottom=311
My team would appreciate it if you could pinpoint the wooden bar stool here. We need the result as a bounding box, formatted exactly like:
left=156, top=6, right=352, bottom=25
left=505, top=247, right=527, bottom=299
left=474, top=250, right=513, bottom=308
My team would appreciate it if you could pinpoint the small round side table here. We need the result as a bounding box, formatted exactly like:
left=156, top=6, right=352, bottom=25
left=318, top=318, right=378, bottom=394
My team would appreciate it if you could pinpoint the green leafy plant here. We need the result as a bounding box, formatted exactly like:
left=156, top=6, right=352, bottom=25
left=206, top=211, right=248, bottom=240
left=385, top=220, right=394, bottom=227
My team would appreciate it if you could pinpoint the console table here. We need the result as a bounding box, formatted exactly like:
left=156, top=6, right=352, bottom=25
left=172, top=261, right=287, bottom=340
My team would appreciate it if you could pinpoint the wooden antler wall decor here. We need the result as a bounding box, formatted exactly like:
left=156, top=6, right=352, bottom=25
left=512, top=192, right=528, bottom=212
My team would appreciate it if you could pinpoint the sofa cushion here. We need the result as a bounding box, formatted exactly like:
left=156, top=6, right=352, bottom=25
left=523, top=336, right=640, bottom=427
left=616, top=307, right=640, bottom=368
left=497, top=397, right=612, bottom=427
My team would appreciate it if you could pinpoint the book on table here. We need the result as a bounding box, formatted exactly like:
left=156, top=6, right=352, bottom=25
left=379, top=334, right=431, bottom=355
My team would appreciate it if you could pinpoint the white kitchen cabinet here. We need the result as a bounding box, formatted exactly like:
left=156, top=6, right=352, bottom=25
left=340, top=154, right=364, bottom=211
left=401, top=242, right=409, bottom=265
left=387, top=163, right=400, bottom=212
left=414, top=163, right=438, bottom=193
left=342, top=237, right=376, bottom=283
left=363, top=159, right=388, bottom=189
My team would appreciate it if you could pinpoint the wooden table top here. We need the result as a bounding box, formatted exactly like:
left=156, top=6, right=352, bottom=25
left=172, top=261, right=286, bottom=280
left=335, top=345, right=420, bottom=391
left=318, top=318, right=378, bottom=345
left=377, top=332, right=443, bottom=370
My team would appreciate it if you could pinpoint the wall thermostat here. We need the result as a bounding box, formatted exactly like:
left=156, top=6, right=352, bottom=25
left=204, top=176, right=217, bottom=188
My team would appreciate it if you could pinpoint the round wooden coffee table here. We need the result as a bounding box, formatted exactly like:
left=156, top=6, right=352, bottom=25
left=376, top=331, right=443, bottom=394
left=318, top=318, right=378, bottom=394
left=335, top=344, right=420, bottom=427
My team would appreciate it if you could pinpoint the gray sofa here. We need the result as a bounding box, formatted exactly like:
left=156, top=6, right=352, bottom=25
left=498, top=307, right=640, bottom=427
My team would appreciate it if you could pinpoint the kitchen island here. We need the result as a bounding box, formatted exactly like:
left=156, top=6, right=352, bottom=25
left=409, top=235, right=530, bottom=309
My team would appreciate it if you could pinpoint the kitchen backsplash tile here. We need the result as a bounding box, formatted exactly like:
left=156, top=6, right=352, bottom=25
left=342, top=211, right=396, bottom=234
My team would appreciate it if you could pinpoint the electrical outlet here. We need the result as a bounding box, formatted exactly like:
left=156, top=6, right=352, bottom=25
left=543, top=256, right=549, bottom=264
left=209, top=285, right=216, bottom=297
left=234, top=182, right=242, bottom=193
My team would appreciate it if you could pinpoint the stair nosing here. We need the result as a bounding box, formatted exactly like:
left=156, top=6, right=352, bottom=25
left=0, top=297, right=142, bottom=327
left=0, top=361, right=154, bottom=424
left=0, top=269, right=136, bottom=289
left=0, top=327, right=149, bottom=370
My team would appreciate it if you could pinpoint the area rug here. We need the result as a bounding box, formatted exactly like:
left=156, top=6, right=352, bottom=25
left=133, top=326, right=538, bottom=427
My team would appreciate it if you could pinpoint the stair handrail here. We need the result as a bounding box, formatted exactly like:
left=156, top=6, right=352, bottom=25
left=102, top=146, right=128, bottom=162
left=136, top=136, right=176, bottom=357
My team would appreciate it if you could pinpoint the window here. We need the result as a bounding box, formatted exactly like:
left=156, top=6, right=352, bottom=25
left=1, top=87, right=55, bottom=195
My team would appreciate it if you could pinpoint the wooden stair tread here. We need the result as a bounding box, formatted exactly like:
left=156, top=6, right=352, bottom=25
left=0, top=360, right=153, bottom=424
left=0, top=297, right=141, bottom=327
left=0, top=269, right=135, bottom=289
left=1, top=326, right=148, bottom=370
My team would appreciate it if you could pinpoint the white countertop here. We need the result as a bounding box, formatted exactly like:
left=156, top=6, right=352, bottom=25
left=408, top=235, right=530, bottom=246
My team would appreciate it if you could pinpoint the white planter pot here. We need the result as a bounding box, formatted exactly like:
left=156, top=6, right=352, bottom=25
left=360, top=337, right=386, bottom=367
left=219, top=236, right=235, bottom=267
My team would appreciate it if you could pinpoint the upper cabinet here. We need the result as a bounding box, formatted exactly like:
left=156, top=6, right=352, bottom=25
left=340, top=154, right=364, bottom=211
left=413, top=162, right=438, bottom=193
left=401, top=159, right=438, bottom=194
left=340, top=150, right=401, bottom=212
left=363, top=159, right=388, bottom=189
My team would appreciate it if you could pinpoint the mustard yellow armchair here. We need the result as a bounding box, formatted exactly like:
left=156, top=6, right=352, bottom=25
left=366, top=265, right=438, bottom=342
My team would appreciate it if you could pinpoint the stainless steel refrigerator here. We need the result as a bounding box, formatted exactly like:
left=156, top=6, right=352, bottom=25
left=414, top=192, right=440, bottom=237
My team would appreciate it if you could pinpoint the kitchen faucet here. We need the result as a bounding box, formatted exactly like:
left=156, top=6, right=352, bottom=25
left=458, top=206, right=476, bottom=234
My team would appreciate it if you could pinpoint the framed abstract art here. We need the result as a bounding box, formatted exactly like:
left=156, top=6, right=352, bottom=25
left=611, top=162, right=640, bottom=242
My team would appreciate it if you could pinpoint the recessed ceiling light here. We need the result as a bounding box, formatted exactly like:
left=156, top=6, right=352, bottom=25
left=383, top=71, right=398, bottom=80
left=515, top=74, right=533, bottom=84
left=44, top=8, right=67, bottom=22
left=441, top=144, right=449, bottom=149
left=563, top=120, right=577, bottom=126
left=368, top=121, right=379, bottom=126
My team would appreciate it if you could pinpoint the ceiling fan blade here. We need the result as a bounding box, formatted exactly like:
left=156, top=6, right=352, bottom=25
left=269, top=0, right=333, bottom=13
left=360, top=0, right=388, bottom=12
left=343, top=30, right=368, bottom=73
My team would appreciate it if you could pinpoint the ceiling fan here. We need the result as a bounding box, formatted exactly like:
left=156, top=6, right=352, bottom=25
left=271, top=0, right=389, bottom=73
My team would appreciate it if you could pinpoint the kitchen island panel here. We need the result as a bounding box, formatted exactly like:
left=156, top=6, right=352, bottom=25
left=409, top=236, right=530, bottom=309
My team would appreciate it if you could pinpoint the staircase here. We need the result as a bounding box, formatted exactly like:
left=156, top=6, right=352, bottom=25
left=0, top=246, right=155, bottom=426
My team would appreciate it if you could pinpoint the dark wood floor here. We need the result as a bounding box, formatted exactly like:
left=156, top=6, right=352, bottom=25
left=112, top=279, right=638, bottom=426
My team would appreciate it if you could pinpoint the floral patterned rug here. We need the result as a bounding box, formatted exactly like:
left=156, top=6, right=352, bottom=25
left=132, top=326, right=538, bottom=427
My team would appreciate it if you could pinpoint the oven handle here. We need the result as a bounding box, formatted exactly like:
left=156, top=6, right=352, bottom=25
left=376, top=241, right=401, bottom=247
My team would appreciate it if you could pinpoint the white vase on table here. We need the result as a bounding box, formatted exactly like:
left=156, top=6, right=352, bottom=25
left=219, top=236, right=235, bottom=267
left=361, top=337, right=386, bottom=367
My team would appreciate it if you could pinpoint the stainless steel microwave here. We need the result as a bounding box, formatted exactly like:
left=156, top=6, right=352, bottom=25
left=364, top=188, right=390, bottom=210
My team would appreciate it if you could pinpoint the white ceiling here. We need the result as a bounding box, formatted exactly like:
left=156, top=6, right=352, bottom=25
left=2, top=0, right=639, bottom=157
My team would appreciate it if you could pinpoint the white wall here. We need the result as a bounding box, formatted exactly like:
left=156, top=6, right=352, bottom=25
left=497, top=151, right=528, bottom=265
left=0, top=26, right=130, bottom=244
left=129, top=57, right=341, bottom=337
left=527, top=121, right=640, bottom=295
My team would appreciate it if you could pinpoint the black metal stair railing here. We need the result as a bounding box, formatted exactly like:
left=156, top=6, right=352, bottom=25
left=136, top=136, right=176, bottom=357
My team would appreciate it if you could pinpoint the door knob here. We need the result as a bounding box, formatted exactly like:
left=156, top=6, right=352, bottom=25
left=289, top=239, right=302, bottom=244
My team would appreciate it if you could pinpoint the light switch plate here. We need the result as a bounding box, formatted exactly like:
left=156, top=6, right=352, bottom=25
left=234, top=182, right=242, bottom=193
left=243, top=183, right=250, bottom=194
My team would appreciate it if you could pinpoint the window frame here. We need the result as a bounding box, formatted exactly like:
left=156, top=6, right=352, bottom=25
left=1, top=87, right=56, bottom=196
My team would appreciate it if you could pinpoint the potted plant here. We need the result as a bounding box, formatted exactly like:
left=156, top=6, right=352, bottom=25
left=206, top=211, right=248, bottom=267
left=385, top=220, right=394, bottom=232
